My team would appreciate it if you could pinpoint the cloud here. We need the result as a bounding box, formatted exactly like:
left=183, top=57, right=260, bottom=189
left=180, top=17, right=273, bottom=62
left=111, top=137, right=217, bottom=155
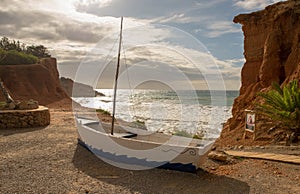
left=75, top=0, right=195, bottom=19
left=0, top=10, right=53, bottom=28
left=215, top=58, right=244, bottom=78
left=234, top=0, right=282, bottom=10
left=1, top=0, right=78, bottom=13
left=0, top=0, right=245, bottom=90
left=55, top=22, right=112, bottom=43
left=155, top=14, right=193, bottom=24
left=75, top=0, right=228, bottom=23
left=0, top=8, right=114, bottom=44
left=199, top=20, right=241, bottom=38
left=85, top=41, right=242, bottom=90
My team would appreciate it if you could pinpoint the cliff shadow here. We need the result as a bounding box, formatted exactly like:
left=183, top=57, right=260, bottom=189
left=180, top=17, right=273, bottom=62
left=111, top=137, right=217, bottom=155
left=72, top=145, right=250, bottom=194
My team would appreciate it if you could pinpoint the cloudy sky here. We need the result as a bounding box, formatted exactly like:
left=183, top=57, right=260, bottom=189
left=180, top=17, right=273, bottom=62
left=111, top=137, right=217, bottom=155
left=0, top=0, right=283, bottom=90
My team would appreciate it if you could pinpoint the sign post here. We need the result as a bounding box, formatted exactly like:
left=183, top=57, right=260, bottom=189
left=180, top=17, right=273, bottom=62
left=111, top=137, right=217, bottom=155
left=244, top=110, right=256, bottom=140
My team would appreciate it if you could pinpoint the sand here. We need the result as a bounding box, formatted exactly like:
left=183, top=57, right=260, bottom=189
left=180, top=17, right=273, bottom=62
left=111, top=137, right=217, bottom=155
left=0, top=105, right=299, bottom=193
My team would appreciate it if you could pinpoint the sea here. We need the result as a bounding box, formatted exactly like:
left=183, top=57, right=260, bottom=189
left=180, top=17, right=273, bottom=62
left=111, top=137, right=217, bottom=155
left=73, top=89, right=239, bottom=139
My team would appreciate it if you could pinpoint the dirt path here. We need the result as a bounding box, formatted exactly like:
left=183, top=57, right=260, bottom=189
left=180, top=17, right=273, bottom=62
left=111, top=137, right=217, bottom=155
left=0, top=109, right=299, bottom=193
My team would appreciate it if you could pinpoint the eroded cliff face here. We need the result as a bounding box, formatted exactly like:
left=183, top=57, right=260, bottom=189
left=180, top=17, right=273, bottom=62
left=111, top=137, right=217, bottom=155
left=0, top=58, right=70, bottom=105
left=221, top=0, right=300, bottom=144
left=60, top=77, right=105, bottom=97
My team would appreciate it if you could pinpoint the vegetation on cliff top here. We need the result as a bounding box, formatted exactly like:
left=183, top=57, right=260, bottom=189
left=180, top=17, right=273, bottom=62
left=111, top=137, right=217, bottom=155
left=0, top=37, right=51, bottom=65
left=0, top=49, right=38, bottom=65
left=256, top=80, right=300, bottom=144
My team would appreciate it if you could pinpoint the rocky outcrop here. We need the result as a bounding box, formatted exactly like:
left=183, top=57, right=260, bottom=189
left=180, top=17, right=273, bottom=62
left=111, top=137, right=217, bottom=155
left=0, top=58, right=70, bottom=105
left=60, top=77, right=104, bottom=97
left=208, top=151, right=232, bottom=163
left=222, top=0, right=300, bottom=143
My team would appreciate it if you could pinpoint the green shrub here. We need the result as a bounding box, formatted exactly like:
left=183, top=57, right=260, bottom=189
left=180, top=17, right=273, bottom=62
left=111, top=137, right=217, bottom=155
left=96, top=108, right=111, bottom=116
left=26, top=45, right=51, bottom=58
left=132, top=120, right=145, bottom=125
left=173, top=130, right=204, bottom=139
left=192, top=134, right=203, bottom=139
left=173, top=130, right=193, bottom=138
left=0, top=37, right=51, bottom=59
left=0, top=49, right=38, bottom=65
left=130, top=119, right=146, bottom=129
left=0, top=101, right=7, bottom=109
left=256, top=80, right=300, bottom=143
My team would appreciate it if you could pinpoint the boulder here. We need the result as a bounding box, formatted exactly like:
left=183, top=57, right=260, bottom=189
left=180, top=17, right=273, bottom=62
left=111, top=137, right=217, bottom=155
left=208, top=151, right=230, bottom=162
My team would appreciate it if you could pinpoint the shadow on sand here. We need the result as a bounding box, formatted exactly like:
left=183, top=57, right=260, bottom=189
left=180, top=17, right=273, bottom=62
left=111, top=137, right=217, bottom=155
left=72, top=145, right=250, bottom=194
left=0, top=126, right=47, bottom=136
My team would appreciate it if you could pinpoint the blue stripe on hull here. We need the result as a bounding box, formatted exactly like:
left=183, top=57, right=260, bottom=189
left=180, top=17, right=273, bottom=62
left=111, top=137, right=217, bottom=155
left=77, top=138, right=197, bottom=173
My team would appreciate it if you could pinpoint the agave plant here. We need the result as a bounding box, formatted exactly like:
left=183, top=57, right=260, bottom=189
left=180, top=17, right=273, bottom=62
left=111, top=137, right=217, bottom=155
left=256, top=80, right=300, bottom=143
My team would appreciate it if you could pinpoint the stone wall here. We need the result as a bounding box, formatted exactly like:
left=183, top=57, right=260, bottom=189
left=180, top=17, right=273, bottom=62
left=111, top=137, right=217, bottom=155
left=0, top=106, right=50, bottom=129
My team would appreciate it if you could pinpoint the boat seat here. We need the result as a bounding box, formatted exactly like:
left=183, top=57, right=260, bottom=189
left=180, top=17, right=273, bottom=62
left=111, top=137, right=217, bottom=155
left=113, top=133, right=137, bottom=138
left=123, top=133, right=137, bottom=138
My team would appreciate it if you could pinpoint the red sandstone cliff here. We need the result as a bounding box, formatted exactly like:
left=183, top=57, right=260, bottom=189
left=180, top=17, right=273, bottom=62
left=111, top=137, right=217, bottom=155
left=221, top=0, right=300, bottom=145
left=0, top=58, right=70, bottom=105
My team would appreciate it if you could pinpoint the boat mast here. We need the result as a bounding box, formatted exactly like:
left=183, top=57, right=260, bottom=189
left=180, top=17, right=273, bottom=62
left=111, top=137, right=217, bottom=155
left=111, top=17, right=123, bottom=135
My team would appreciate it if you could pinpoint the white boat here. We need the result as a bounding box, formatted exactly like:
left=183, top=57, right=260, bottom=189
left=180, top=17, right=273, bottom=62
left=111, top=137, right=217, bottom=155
left=76, top=116, right=214, bottom=172
left=75, top=17, right=214, bottom=172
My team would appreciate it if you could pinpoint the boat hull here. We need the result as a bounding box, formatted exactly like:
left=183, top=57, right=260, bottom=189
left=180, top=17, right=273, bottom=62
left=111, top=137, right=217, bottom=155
left=76, top=118, right=213, bottom=173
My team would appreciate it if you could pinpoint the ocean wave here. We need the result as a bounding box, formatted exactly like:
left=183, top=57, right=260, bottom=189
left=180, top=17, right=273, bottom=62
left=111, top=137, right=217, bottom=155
left=73, top=89, right=237, bottom=135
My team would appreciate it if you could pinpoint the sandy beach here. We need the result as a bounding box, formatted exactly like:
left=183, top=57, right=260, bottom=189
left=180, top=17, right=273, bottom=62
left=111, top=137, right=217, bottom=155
left=1, top=0, right=300, bottom=193
left=0, top=105, right=299, bottom=194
